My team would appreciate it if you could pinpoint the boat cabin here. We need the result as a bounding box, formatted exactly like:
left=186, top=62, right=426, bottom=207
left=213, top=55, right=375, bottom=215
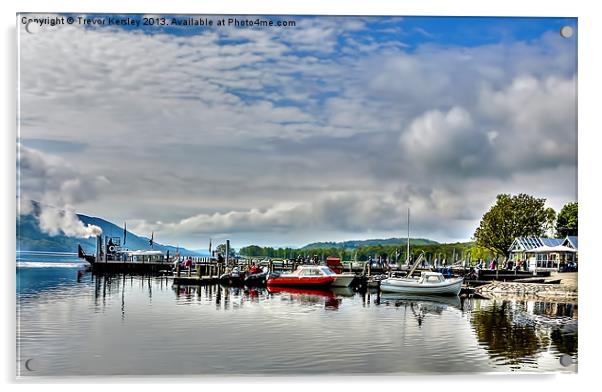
left=419, top=272, right=445, bottom=283
left=290, top=265, right=337, bottom=277
left=125, top=250, right=165, bottom=263
left=326, top=257, right=343, bottom=274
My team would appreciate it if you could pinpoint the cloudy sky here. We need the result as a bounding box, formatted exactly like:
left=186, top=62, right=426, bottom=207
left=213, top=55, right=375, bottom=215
left=17, top=15, right=577, bottom=249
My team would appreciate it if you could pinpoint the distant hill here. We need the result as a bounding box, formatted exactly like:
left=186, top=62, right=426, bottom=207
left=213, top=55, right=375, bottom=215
left=17, top=204, right=204, bottom=256
left=301, top=237, right=439, bottom=250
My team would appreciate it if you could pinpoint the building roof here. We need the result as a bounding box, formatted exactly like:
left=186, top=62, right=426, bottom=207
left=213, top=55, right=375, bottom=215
left=509, top=237, right=563, bottom=251
left=510, top=236, right=578, bottom=252
left=525, top=245, right=577, bottom=253
left=541, top=238, right=564, bottom=247
left=563, top=236, right=579, bottom=250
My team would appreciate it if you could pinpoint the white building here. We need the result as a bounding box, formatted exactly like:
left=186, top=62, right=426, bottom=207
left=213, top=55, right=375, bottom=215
left=508, top=236, right=578, bottom=272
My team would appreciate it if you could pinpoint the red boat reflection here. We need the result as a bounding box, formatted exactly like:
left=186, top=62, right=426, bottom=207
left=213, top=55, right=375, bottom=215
left=267, top=286, right=340, bottom=309
left=267, top=286, right=336, bottom=298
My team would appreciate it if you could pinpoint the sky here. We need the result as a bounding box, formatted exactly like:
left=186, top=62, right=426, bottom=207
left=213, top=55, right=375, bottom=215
left=17, top=14, right=578, bottom=249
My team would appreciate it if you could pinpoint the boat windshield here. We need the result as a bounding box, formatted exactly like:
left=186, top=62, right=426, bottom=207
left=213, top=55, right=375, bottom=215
left=318, top=267, right=337, bottom=276
left=299, top=268, right=324, bottom=276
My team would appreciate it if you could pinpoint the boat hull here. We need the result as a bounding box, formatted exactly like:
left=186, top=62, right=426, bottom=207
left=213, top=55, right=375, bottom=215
left=244, top=272, right=268, bottom=287
left=380, top=277, right=463, bottom=296
left=332, top=274, right=355, bottom=287
left=267, top=276, right=335, bottom=287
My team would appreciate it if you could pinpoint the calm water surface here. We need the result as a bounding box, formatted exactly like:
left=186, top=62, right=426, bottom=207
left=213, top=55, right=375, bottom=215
left=16, top=264, right=578, bottom=376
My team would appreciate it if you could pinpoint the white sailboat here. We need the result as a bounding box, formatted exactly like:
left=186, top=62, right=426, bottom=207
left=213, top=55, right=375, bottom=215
left=380, top=208, right=463, bottom=296
left=380, top=271, right=464, bottom=295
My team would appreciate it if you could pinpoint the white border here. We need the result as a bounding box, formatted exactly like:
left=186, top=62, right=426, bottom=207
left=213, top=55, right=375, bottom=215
left=3, top=0, right=600, bottom=390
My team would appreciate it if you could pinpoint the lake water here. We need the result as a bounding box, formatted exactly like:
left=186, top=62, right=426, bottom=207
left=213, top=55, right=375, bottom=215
left=16, top=263, right=578, bottom=376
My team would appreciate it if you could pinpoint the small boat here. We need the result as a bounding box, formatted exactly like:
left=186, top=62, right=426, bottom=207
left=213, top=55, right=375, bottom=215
left=244, top=269, right=269, bottom=287
left=219, top=266, right=245, bottom=285
left=267, top=265, right=336, bottom=287
left=380, top=271, right=463, bottom=296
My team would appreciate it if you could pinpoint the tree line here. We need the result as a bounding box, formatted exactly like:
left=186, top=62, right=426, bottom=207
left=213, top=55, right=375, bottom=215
left=239, top=242, right=489, bottom=264
left=229, top=194, right=578, bottom=264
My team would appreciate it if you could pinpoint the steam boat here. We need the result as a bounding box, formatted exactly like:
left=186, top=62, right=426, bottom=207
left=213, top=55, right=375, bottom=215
left=77, top=235, right=173, bottom=273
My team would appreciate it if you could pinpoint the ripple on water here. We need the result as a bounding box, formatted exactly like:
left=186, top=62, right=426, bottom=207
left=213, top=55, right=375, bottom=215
left=16, top=271, right=578, bottom=376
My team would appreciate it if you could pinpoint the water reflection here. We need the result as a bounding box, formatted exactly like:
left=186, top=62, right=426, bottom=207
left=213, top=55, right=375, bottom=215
left=379, top=294, right=462, bottom=327
left=17, top=265, right=91, bottom=296
left=17, top=269, right=578, bottom=375
left=267, top=286, right=342, bottom=310
left=470, top=299, right=578, bottom=369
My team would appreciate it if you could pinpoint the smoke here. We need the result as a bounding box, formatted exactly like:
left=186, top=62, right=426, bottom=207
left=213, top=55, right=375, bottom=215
left=38, top=205, right=103, bottom=238
left=17, top=144, right=106, bottom=238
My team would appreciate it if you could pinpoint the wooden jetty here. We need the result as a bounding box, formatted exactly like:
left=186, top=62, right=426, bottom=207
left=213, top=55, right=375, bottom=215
left=168, top=262, right=225, bottom=285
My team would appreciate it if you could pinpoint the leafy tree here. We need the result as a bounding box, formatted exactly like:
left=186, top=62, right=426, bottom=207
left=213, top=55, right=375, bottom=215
left=556, top=202, right=578, bottom=237
left=216, top=243, right=236, bottom=258
left=474, top=194, right=548, bottom=258
left=544, top=207, right=557, bottom=237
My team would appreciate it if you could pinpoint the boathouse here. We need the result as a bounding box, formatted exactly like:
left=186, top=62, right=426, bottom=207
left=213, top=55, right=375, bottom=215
left=508, top=236, right=578, bottom=272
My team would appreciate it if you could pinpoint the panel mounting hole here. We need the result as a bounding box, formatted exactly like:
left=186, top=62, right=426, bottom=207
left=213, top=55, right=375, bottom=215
left=560, top=26, right=573, bottom=38
left=559, top=354, right=574, bottom=367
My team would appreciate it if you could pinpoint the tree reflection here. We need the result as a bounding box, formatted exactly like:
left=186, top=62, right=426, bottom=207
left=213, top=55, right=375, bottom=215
left=471, top=300, right=549, bottom=364
left=550, top=328, right=578, bottom=356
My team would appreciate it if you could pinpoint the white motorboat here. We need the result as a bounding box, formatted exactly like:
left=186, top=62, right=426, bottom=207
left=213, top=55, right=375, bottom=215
left=380, top=271, right=463, bottom=296
left=319, top=266, right=356, bottom=287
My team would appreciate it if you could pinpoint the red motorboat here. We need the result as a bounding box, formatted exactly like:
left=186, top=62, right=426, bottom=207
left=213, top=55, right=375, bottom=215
left=266, top=265, right=336, bottom=287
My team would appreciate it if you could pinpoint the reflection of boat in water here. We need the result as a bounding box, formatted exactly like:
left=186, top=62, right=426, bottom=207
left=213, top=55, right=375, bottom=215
left=267, top=286, right=340, bottom=309
left=331, top=287, right=355, bottom=297
left=380, top=272, right=463, bottom=295
left=266, top=286, right=335, bottom=299
left=380, top=293, right=462, bottom=309
left=380, top=294, right=461, bottom=327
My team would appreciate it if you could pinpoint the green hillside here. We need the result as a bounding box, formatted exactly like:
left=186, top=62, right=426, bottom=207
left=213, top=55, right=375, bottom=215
left=302, top=237, right=438, bottom=250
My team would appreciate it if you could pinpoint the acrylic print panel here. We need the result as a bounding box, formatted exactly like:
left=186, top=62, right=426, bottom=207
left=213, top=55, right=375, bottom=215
left=16, top=14, right=578, bottom=376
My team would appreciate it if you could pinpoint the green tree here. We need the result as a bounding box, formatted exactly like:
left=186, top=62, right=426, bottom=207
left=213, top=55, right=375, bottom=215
left=474, top=193, right=548, bottom=258
left=216, top=243, right=236, bottom=258
left=544, top=207, right=557, bottom=237
left=556, top=202, right=578, bottom=237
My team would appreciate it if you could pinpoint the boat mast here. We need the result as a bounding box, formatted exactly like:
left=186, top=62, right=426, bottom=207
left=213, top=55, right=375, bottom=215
left=406, top=208, right=410, bottom=264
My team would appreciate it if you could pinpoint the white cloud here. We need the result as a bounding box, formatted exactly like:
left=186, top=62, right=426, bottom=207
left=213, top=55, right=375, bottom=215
left=18, top=144, right=106, bottom=237
left=17, top=17, right=578, bottom=246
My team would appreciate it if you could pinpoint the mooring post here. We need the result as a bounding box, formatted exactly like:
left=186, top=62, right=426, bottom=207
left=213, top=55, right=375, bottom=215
left=176, top=262, right=181, bottom=277
left=197, top=263, right=201, bottom=278
left=367, top=262, right=371, bottom=277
